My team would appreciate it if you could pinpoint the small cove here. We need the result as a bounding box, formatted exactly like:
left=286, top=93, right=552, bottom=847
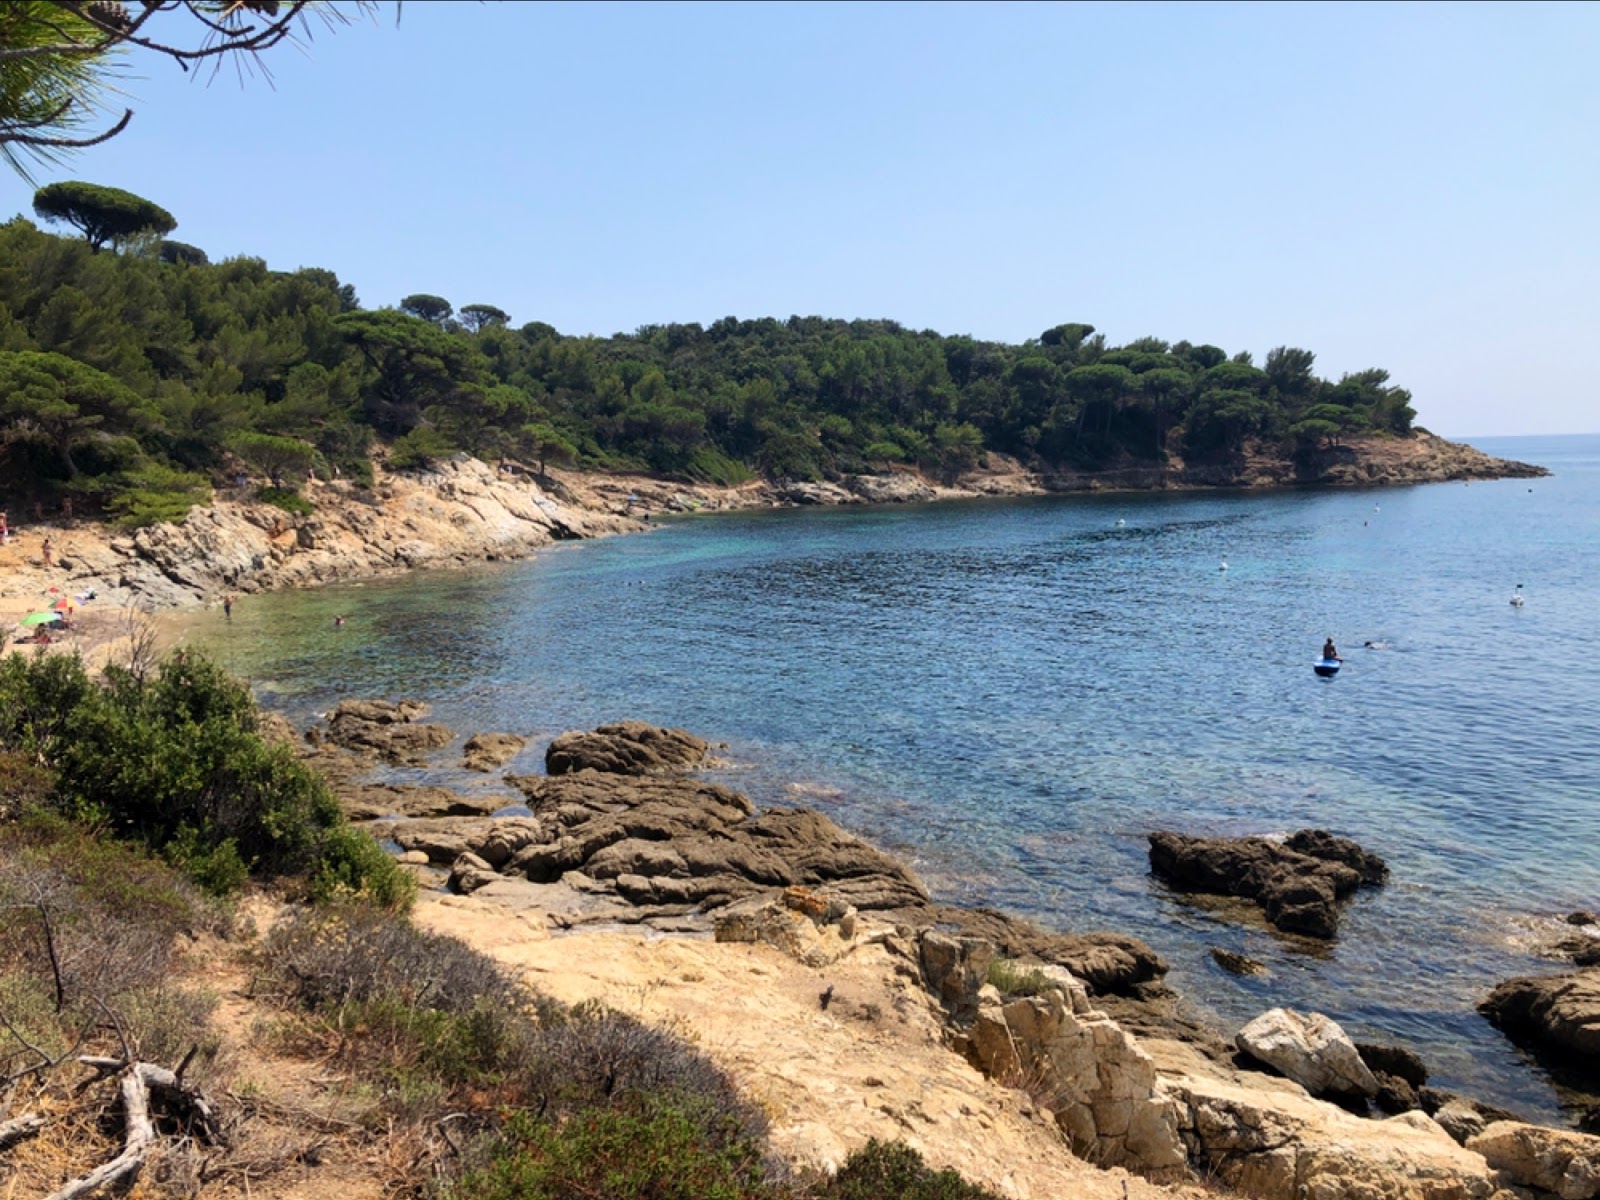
left=182, top=434, right=1600, bottom=1123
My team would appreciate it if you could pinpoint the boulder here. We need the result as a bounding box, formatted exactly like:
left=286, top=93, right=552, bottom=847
left=1479, top=968, right=1600, bottom=1078
left=544, top=721, right=709, bottom=776
left=462, top=732, right=527, bottom=772
left=1148, top=829, right=1386, bottom=937
left=1467, top=1121, right=1600, bottom=1199
left=324, top=698, right=453, bottom=764
left=1236, top=1008, right=1379, bottom=1100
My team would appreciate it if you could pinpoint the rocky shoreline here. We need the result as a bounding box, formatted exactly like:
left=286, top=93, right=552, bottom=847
left=280, top=704, right=1600, bottom=1200
left=0, top=431, right=1547, bottom=621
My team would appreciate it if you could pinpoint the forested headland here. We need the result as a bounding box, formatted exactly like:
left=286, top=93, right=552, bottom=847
left=1, top=190, right=1422, bottom=527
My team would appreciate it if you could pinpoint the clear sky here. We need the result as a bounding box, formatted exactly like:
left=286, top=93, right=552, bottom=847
left=4, top=1, right=1597, bottom=437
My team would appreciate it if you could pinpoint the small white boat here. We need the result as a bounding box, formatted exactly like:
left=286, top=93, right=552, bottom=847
left=1510, top=584, right=1525, bottom=608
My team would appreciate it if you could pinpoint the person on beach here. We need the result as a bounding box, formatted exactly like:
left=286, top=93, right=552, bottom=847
left=40, top=537, right=52, bottom=567
left=334, top=614, right=345, bottom=627
left=0, top=511, right=8, bottom=543
left=223, top=594, right=235, bottom=619
left=1322, top=637, right=1341, bottom=661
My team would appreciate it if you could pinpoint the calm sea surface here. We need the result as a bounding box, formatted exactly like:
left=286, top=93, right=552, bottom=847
left=184, top=434, right=1600, bottom=1121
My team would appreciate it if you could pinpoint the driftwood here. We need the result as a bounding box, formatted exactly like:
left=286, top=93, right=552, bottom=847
left=41, top=1057, right=221, bottom=1200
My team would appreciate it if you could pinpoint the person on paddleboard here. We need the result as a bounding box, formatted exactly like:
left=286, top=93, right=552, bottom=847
left=1322, top=637, right=1342, bottom=662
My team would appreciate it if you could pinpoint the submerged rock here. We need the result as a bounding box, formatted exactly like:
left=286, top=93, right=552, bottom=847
left=1480, top=968, right=1600, bottom=1081
left=462, top=731, right=527, bottom=772
left=1148, top=828, right=1386, bottom=937
left=1212, top=947, right=1270, bottom=976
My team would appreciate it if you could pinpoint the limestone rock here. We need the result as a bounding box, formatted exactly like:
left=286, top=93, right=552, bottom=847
left=545, top=721, right=709, bottom=776
left=1468, top=1121, right=1600, bottom=1199
left=713, top=892, right=853, bottom=967
left=844, top=473, right=938, bottom=504
left=462, top=732, right=527, bottom=772
left=1236, top=1008, right=1379, bottom=1099
left=1148, top=829, right=1386, bottom=937
left=919, top=931, right=995, bottom=1024
left=1480, top=968, right=1600, bottom=1079
left=965, top=984, right=1187, bottom=1173
left=1154, top=1039, right=1504, bottom=1200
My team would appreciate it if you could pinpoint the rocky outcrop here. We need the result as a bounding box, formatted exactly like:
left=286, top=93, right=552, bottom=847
left=1038, top=432, right=1545, bottom=494
left=1126, top=1037, right=1512, bottom=1200
left=462, top=732, right=527, bottom=772
left=338, top=783, right=515, bottom=821
left=1480, top=968, right=1600, bottom=1079
left=713, top=888, right=861, bottom=969
left=544, top=721, right=709, bottom=776
left=1467, top=1122, right=1600, bottom=1199
left=966, top=976, right=1189, bottom=1175
left=1236, top=1008, right=1379, bottom=1101
left=920, top=906, right=1168, bottom=996
left=1358, top=1041, right=1430, bottom=1115
left=318, top=698, right=454, bottom=765
left=1148, top=829, right=1386, bottom=937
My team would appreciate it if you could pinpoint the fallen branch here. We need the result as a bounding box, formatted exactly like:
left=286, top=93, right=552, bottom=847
left=0, top=1112, right=44, bottom=1150
left=44, top=1069, right=153, bottom=1200
left=44, top=1058, right=224, bottom=1199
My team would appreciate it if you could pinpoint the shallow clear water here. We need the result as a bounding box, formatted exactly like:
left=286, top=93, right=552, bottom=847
left=185, top=434, right=1600, bottom=1121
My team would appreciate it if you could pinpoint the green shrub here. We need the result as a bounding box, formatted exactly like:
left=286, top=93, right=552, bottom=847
left=310, top=825, right=415, bottom=910
left=95, top=462, right=212, bottom=529
left=985, top=958, right=1054, bottom=998
left=388, top=427, right=456, bottom=470
left=445, top=1100, right=769, bottom=1200
left=818, top=1139, right=1005, bottom=1199
left=256, top=486, right=314, bottom=516
left=0, top=650, right=405, bottom=902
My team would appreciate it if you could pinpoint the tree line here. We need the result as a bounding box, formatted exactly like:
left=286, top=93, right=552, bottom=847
left=0, top=185, right=1418, bottom=525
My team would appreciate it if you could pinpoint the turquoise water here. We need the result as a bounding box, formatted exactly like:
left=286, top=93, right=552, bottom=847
left=188, top=434, right=1600, bottom=1121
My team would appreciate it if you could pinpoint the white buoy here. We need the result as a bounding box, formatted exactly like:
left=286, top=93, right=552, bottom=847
left=1115, top=518, right=1125, bottom=527
left=1219, top=560, right=1229, bottom=571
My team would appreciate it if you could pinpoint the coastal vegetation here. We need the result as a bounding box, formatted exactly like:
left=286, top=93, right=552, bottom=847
left=0, top=646, right=410, bottom=904
left=0, top=205, right=1419, bottom=526
left=0, top=647, right=1006, bottom=1197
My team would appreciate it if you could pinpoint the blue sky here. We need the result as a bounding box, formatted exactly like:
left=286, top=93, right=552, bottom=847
left=3, top=1, right=1596, bottom=437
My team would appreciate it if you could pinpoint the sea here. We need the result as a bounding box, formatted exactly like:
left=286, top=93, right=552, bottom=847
left=182, top=433, right=1600, bottom=1123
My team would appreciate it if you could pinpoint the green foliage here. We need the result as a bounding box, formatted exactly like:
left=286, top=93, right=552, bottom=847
left=310, top=825, right=415, bottom=909
left=0, top=650, right=409, bottom=903
left=0, top=4, right=110, bottom=183
left=445, top=1101, right=768, bottom=1200
left=401, top=293, right=453, bottom=325
left=33, top=181, right=176, bottom=252
left=818, top=1139, right=1005, bottom=1199
left=101, top=461, right=211, bottom=528
left=257, top=486, right=314, bottom=516
left=985, top=958, right=1054, bottom=997
left=388, top=426, right=456, bottom=469
left=0, top=216, right=1429, bottom=518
